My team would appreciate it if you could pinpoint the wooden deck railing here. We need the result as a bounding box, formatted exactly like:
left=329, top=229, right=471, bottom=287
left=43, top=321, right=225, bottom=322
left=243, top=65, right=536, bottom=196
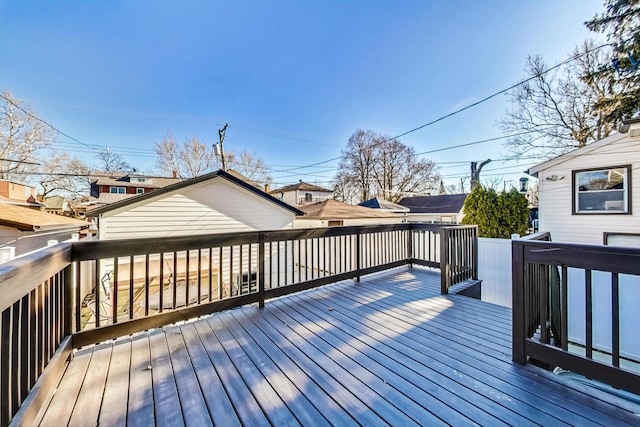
left=1, top=223, right=476, bottom=425
left=512, top=234, right=640, bottom=395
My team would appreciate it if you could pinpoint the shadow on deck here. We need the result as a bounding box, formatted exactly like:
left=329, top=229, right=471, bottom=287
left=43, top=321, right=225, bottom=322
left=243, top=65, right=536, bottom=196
left=35, top=267, right=640, bottom=426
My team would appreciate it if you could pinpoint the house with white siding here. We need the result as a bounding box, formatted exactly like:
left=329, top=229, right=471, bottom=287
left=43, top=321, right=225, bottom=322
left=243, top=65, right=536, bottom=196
left=87, top=170, right=303, bottom=240
left=269, top=181, right=333, bottom=207
left=527, top=117, right=640, bottom=246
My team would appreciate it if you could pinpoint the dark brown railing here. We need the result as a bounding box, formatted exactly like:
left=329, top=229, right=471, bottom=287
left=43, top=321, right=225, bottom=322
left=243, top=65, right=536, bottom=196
left=512, top=234, right=640, bottom=395
left=1, top=223, right=477, bottom=425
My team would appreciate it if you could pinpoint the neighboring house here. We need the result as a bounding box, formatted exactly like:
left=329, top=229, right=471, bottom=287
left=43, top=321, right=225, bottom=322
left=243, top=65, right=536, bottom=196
left=0, top=204, right=89, bottom=261
left=398, top=194, right=468, bottom=223
left=90, top=172, right=181, bottom=198
left=269, top=181, right=333, bottom=206
left=43, top=195, right=69, bottom=215
left=527, top=117, right=640, bottom=246
left=0, top=179, right=42, bottom=208
left=295, top=199, right=404, bottom=228
left=359, top=197, right=411, bottom=214
left=87, top=170, right=303, bottom=240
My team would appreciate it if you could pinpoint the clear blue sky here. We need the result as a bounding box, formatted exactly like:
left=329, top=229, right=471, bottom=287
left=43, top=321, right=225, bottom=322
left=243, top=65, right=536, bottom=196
left=0, top=0, right=604, bottom=189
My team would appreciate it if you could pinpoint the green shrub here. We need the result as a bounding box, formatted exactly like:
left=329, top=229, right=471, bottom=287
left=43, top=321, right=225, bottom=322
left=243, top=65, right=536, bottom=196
left=462, top=186, right=529, bottom=238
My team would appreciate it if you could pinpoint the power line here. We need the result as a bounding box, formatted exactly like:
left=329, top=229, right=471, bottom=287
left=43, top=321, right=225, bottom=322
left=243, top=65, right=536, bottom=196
left=0, top=92, right=97, bottom=150
left=277, top=41, right=612, bottom=174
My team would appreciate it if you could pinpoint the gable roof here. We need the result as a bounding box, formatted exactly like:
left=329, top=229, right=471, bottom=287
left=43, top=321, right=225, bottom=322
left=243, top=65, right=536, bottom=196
left=0, top=204, right=89, bottom=231
left=398, top=194, right=468, bottom=214
left=87, top=169, right=303, bottom=217
left=299, top=199, right=402, bottom=219
left=359, top=197, right=410, bottom=212
left=270, top=181, right=333, bottom=194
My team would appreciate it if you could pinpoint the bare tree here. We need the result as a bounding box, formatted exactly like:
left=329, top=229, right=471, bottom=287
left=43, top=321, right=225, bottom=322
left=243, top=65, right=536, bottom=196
left=155, top=131, right=273, bottom=186
left=39, top=152, right=92, bottom=199
left=334, top=130, right=440, bottom=203
left=228, top=151, right=272, bottom=187
left=0, top=90, right=54, bottom=180
left=155, top=131, right=217, bottom=179
left=500, top=41, right=622, bottom=159
left=97, top=146, right=134, bottom=174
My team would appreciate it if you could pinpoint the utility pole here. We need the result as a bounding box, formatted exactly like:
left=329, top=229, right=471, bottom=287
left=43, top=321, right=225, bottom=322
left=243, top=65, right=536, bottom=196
left=470, top=159, right=491, bottom=189
left=215, top=123, right=229, bottom=171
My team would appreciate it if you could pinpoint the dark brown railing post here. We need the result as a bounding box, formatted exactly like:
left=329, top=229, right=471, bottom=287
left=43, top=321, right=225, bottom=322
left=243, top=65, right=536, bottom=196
left=355, top=231, right=361, bottom=282
left=63, top=263, right=74, bottom=337
left=407, top=227, right=413, bottom=267
left=440, top=227, right=449, bottom=294
left=512, top=240, right=527, bottom=364
left=258, top=232, right=265, bottom=308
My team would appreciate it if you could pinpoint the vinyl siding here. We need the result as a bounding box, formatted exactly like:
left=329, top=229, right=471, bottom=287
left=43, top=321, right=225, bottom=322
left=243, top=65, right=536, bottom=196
left=538, top=136, right=640, bottom=245
left=101, top=179, right=295, bottom=240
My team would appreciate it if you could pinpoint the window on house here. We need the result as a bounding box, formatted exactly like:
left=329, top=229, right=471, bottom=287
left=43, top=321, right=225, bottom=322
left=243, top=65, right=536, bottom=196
left=24, top=186, right=31, bottom=196
left=573, top=166, right=630, bottom=214
left=328, top=220, right=343, bottom=227
left=136, top=188, right=144, bottom=194
left=110, top=186, right=126, bottom=194
left=604, top=232, right=640, bottom=248
left=305, top=193, right=313, bottom=202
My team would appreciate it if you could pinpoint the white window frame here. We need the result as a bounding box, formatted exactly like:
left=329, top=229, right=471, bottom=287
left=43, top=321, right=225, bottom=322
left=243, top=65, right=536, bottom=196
left=136, top=188, right=144, bottom=194
left=109, top=186, right=126, bottom=194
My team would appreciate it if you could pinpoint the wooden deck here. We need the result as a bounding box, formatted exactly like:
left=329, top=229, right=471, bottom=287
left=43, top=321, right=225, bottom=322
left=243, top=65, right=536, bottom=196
left=35, top=267, right=640, bottom=426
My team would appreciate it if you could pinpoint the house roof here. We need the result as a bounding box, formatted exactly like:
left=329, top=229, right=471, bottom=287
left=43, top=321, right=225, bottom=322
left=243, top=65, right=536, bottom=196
left=398, top=194, right=468, bottom=214
left=91, top=174, right=182, bottom=189
left=270, top=181, right=333, bottom=194
left=298, top=199, right=403, bottom=219
left=87, top=169, right=303, bottom=217
left=359, top=197, right=410, bottom=212
left=527, top=118, right=640, bottom=177
left=0, top=204, right=89, bottom=231
left=0, top=194, right=43, bottom=207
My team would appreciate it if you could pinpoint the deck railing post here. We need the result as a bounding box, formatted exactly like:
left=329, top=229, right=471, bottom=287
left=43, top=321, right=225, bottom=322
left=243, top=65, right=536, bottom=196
left=407, top=227, right=413, bottom=266
left=440, top=227, right=449, bottom=294
left=258, top=233, right=266, bottom=308
left=512, top=240, right=527, bottom=364
left=472, top=226, right=479, bottom=280
left=355, top=231, right=361, bottom=282
left=63, top=263, right=74, bottom=337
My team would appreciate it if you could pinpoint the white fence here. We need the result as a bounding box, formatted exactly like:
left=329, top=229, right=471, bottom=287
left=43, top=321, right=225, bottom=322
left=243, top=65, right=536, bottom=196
left=478, top=237, right=513, bottom=307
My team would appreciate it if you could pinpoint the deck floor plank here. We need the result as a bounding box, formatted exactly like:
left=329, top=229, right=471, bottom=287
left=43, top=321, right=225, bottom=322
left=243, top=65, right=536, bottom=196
left=67, top=342, right=112, bottom=426
left=98, top=339, right=131, bottom=427
left=269, top=296, right=511, bottom=427
left=231, top=308, right=394, bottom=426
left=38, top=347, right=92, bottom=426
left=219, top=312, right=336, bottom=427
left=126, top=333, right=155, bottom=426
left=149, top=330, right=184, bottom=427
left=290, top=286, right=601, bottom=427
left=207, top=315, right=302, bottom=427
left=192, top=319, right=271, bottom=427
left=179, top=323, right=242, bottom=427
left=165, top=328, right=214, bottom=427
left=35, top=267, right=640, bottom=427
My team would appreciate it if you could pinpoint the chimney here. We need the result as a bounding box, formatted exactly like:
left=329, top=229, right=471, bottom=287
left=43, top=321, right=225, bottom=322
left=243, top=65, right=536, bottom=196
left=264, top=183, right=270, bottom=193
left=172, top=169, right=178, bottom=179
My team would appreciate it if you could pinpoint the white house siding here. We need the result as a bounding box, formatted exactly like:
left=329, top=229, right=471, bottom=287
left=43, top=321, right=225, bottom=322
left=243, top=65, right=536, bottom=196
left=537, top=135, right=640, bottom=245
left=100, top=179, right=295, bottom=240
left=278, top=190, right=332, bottom=206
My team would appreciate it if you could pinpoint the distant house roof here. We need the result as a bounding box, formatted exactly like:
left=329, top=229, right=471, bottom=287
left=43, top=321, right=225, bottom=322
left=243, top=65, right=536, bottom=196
left=87, top=169, right=303, bottom=217
left=0, top=204, right=89, bottom=232
left=91, top=173, right=181, bottom=189
left=0, top=194, right=43, bottom=208
left=299, top=199, right=402, bottom=219
left=270, top=181, right=333, bottom=194
left=359, top=197, right=410, bottom=212
left=398, top=194, right=468, bottom=214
